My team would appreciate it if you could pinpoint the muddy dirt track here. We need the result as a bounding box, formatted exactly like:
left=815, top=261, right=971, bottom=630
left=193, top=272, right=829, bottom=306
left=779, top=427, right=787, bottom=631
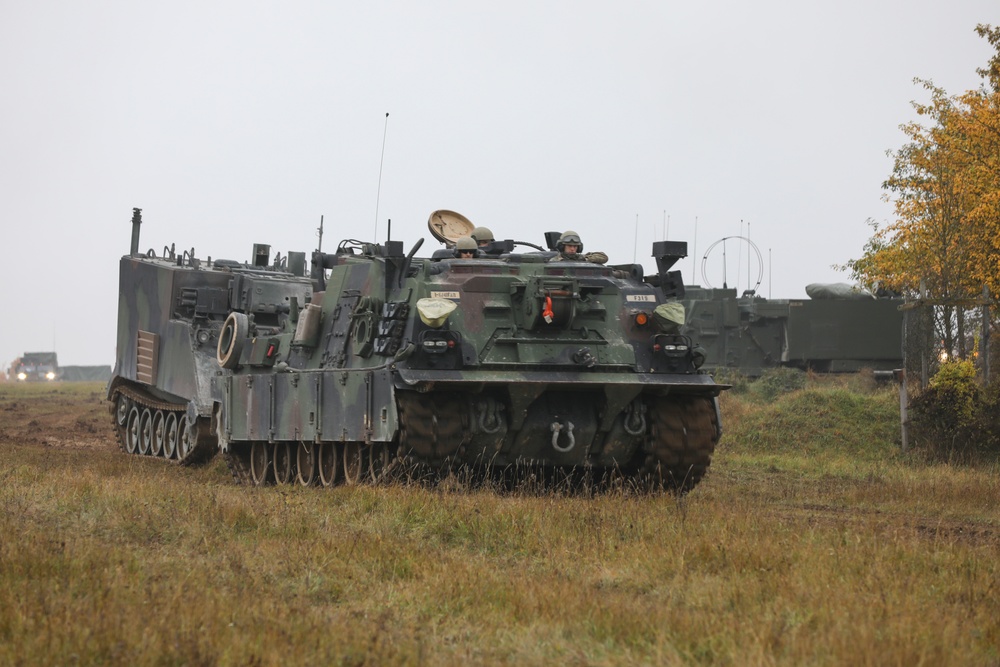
left=3, top=382, right=998, bottom=550
left=0, top=383, right=114, bottom=450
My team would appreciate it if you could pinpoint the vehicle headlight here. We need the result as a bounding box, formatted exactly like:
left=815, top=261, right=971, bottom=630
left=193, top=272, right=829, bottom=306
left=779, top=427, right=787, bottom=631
left=17, top=372, right=27, bottom=381
left=46, top=371, right=56, bottom=380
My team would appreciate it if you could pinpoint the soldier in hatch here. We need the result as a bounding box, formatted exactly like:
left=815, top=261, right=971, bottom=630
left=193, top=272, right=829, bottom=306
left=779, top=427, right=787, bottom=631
left=470, top=226, right=510, bottom=256
left=470, top=226, right=494, bottom=248
left=454, top=236, right=479, bottom=259
left=550, top=230, right=608, bottom=264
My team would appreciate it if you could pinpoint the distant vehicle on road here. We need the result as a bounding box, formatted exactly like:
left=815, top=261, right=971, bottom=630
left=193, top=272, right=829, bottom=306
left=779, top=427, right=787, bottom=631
left=10, top=352, right=60, bottom=382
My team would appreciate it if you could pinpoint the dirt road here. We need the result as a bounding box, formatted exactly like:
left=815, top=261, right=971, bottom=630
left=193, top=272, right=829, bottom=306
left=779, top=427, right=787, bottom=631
left=0, top=382, right=115, bottom=450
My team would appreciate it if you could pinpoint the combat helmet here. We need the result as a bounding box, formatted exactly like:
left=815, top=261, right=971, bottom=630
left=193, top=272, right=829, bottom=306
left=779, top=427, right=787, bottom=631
left=454, top=236, right=479, bottom=258
left=470, top=226, right=495, bottom=245
left=556, top=230, right=584, bottom=253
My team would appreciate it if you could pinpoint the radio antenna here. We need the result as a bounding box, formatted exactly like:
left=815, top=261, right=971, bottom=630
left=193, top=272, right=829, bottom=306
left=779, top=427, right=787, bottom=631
left=373, top=112, right=389, bottom=240
left=691, top=216, right=698, bottom=285
left=632, top=213, right=639, bottom=263
left=317, top=215, right=324, bottom=253
left=737, top=219, right=744, bottom=293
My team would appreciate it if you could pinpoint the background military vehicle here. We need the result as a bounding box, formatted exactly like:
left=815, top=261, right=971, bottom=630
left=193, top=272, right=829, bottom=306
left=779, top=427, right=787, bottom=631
left=58, top=365, right=113, bottom=382
left=10, top=352, right=59, bottom=382
left=7, top=351, right=111, bottom=383
left=681, top=285, right=904, bottom=376
left=681, top=235, right=904, bottom=376
left=108, top=208, right=728, bottom=492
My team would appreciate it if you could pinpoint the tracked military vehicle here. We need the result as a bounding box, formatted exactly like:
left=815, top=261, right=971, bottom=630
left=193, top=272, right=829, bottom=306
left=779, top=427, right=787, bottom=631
left=107, top=209, right=314, bottom=465
left=108, top=208, right=728, bottom=491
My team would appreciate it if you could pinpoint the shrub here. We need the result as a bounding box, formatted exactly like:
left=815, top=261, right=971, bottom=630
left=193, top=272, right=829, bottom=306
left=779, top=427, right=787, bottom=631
left=908, top=359, right=997, bottom=461
left=747, top=367, right=807, bottom=402
left=973, top=380, right=1000, bottom=453
left=711, top=368, right=751, bottom=394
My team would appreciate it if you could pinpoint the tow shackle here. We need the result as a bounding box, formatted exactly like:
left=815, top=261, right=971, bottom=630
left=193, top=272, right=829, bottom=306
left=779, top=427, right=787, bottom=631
left=550, top=420, right=575, bottom=453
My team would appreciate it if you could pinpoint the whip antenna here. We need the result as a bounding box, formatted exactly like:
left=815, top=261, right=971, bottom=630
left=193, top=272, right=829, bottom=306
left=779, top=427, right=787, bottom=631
left=373, top=112, right=389, bottom=240
left=691, top=216, right=698, bottom=285
left=632, top=213, right=639, bottom=263
left=737, top=219, right=744, bottom=293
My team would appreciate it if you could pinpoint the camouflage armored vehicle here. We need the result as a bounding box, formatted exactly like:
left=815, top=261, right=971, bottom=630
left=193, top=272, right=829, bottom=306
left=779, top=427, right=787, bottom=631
left=108, top=208, right=728, bottom=492
left=107, top=209, right=314, bottom=465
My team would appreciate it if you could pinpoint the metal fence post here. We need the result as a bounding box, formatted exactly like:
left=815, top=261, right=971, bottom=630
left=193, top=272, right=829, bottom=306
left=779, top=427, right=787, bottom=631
left=897, top=368, right=908, bottom=452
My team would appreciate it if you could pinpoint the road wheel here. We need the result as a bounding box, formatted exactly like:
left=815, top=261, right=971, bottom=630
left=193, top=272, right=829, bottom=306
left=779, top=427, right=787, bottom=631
left=163, top=413, right=178, bottom=459
left=296, top=442, right=317, bottom=486
left=343, top=442, right=365, bottom=485
left=125, top=407, right=141, bottom=454
left=138, top=408, right=153, bottom=455
left=151, top=410, right=165, bottom=457
left=273, top=442, right=294, bottom=485
left=318, top=443, right=339, bottom=487
left=250, top=441, right=272, bottom=486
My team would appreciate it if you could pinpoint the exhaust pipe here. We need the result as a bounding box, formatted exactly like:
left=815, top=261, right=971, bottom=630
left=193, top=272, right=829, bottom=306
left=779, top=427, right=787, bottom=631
left=130, top=208, right=142, bottom=256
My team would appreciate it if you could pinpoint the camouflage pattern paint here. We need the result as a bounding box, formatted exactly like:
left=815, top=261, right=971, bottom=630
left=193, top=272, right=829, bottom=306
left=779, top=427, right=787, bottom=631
left=109, top=212, right=728, bottom=491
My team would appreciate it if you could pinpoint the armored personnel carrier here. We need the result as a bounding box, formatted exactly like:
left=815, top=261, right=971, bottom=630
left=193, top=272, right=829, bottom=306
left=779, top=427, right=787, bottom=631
left=108, top=208, right=728, bottom=491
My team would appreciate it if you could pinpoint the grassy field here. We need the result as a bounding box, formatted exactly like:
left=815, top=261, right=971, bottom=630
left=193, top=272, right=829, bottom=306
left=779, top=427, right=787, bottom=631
left=0, top=379, right=997, bottom=666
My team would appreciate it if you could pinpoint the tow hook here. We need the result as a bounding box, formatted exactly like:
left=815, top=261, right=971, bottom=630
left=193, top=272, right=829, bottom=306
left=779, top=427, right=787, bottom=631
left=623, top=400, right=647, bottom=436
left=572, top=347, right=596, bottom=367
left=551, top=420, right=575, bottom=452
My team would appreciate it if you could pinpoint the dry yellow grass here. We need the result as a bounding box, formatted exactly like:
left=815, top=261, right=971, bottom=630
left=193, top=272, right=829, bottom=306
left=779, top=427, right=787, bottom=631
left=0, top=381, right=997, bottom=665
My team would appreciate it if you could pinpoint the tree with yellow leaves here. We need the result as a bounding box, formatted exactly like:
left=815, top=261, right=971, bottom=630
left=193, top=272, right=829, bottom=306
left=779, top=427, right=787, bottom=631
left=846, top=24, right=1000, bottom=360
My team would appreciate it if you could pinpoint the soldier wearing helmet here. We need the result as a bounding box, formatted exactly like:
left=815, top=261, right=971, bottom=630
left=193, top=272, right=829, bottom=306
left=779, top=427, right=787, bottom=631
left=454, top=236, right=480, bottom=259
left=470, top=226, right=495, bottom=248
left=470, top=225, right=511, bottom=256
left=551, top=230, right=608, bottom=264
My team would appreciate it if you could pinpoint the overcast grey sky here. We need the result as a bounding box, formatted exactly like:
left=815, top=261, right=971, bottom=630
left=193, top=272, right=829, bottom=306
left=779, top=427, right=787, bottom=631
left=1, top=1, right=996, bottom=367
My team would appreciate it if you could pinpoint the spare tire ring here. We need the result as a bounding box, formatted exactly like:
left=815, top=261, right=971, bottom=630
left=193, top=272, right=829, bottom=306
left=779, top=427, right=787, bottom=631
left=217, top=312, right=249, bottom=369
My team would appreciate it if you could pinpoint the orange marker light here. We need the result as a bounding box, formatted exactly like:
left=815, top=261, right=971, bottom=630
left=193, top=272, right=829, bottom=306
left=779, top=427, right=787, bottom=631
left=634, top=312, right=648, bottom=326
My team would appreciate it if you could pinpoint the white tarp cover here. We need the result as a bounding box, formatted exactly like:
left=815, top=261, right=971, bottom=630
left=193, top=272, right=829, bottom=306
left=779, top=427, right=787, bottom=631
left=805, top=283, right=873, bottom=300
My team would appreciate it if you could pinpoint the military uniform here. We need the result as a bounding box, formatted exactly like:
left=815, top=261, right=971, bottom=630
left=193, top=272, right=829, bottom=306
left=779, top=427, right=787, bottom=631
left=549, top=231, right=608, bottom=264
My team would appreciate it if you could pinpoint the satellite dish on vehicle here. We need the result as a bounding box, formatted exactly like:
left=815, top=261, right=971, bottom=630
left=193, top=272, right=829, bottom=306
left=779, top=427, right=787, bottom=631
left=427, top=210, right=475, bottom=248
